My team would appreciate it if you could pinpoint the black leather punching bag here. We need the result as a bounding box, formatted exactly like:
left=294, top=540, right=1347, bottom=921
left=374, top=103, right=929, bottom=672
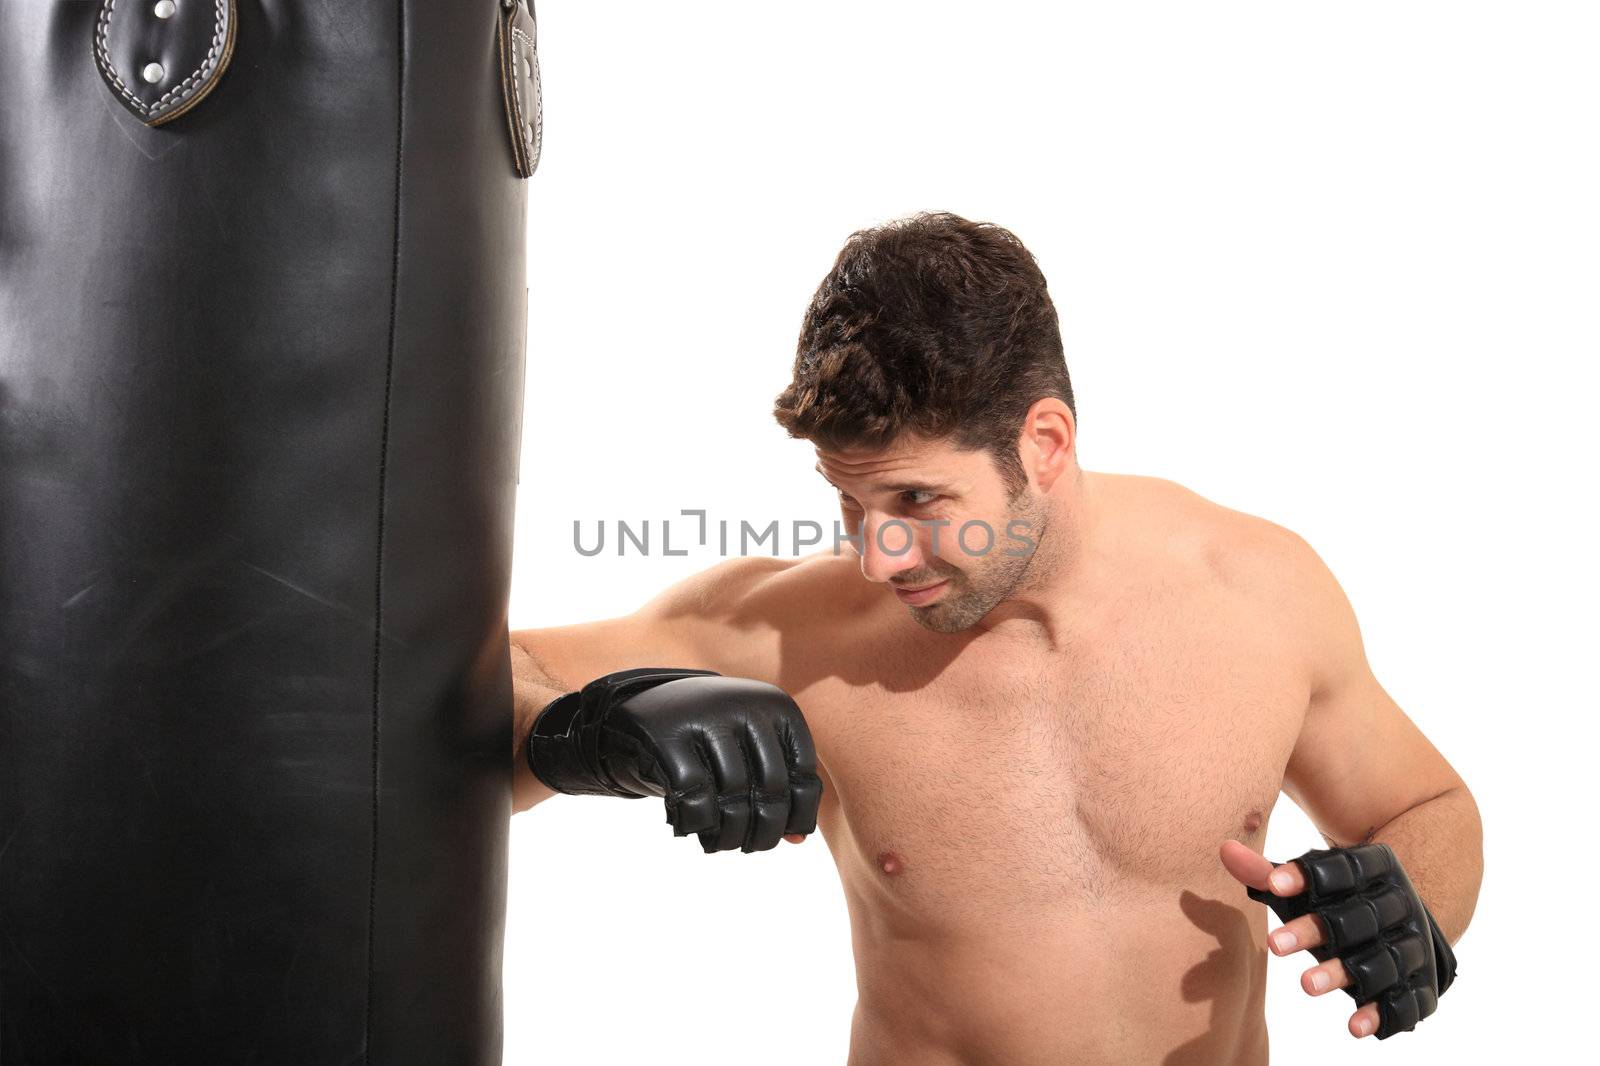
left=1, top=1, right=539, bottom=1061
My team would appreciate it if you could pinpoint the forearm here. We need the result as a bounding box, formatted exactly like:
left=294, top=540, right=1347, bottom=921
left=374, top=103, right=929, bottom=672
left=510, top=637, right=566, bottom=814
left=1361, top=785, right=1483, bottom=944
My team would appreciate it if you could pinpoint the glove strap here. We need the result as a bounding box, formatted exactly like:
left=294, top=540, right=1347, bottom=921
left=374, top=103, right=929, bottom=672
left=526, top=690, right=615, bottom=796
left=525, top=667, right=721, bottom=797
left=1424, top=904, right=1458, bottom=994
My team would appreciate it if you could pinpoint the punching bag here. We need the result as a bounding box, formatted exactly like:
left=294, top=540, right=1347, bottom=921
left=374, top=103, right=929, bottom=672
left=0, top=1, right=539, bottom=1061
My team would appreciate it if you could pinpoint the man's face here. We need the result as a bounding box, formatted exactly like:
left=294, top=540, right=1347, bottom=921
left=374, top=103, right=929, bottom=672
left=814, top=435, right=1049, bottom=633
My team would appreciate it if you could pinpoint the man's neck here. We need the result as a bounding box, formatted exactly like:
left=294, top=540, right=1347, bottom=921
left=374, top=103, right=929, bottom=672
left=971, top=466, right=1111, bottom=650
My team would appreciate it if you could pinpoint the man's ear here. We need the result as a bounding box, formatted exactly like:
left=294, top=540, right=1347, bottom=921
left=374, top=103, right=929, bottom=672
left=1020, top=397, right=1076, bottom=493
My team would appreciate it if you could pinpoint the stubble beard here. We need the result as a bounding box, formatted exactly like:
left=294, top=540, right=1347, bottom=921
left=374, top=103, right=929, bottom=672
left=904, top=489, right=1053, bottom=634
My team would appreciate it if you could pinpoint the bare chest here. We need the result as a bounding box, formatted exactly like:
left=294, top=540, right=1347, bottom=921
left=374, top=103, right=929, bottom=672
left=799, top=596, right=1307, bottom=927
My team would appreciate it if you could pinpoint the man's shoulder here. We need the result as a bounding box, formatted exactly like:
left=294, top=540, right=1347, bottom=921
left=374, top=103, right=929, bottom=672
left=642, top=550, right=874, bottom=643
left=706, top=550, right=875, bottom=621
left=1108, top=477, right=1348, bottom=702
left=1104, top=473, right=1328, bottom=601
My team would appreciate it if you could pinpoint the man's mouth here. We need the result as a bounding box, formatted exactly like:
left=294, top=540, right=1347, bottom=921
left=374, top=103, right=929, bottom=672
left=893, top=579, right=948, bottom=605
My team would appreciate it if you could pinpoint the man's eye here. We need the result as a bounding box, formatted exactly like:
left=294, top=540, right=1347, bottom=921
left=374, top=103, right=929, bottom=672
left=902, top=490, right=939, bottom=506
left=837, top=491, right=861, bottom=510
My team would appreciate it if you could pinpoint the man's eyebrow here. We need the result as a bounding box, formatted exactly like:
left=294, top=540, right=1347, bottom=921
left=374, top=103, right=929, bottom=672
left=813, top=463, right=948, bottom=495
left=876, top=481, right=946, bottom=494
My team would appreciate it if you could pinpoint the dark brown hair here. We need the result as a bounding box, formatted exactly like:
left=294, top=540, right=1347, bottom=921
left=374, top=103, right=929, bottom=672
left=773, top=212, right=1074, bottom=492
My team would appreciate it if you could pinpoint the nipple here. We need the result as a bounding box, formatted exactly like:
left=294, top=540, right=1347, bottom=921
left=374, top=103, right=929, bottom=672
left=876, top=849, right=906, bottom=876
left=1242, top=810, right=1264, bottom=834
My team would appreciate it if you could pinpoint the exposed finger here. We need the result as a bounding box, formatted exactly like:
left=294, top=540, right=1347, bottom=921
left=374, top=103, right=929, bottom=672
left=1301, top=958, right=1350, bottom=997
left=783, top=833, right=807, bottom=843
left=1218, top=839, right=1276, bottom=891
left=1349, top=1002, right=1381, bottom=1039
left=1269, top=913, right=1329, bottom=955
left=1267, top=860, right=1306, bottom=896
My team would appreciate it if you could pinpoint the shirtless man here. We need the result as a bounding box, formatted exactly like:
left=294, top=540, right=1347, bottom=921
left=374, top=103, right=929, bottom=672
left=510, top=213, right=1482, bottom=1064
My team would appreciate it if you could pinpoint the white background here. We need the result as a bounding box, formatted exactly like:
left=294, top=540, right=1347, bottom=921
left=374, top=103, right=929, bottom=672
left=504, top=3, right=1598, bottom=1062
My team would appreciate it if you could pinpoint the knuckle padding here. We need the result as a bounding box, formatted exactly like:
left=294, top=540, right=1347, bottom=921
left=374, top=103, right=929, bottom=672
left=1370, top=885, right=1412, bottom=930
left=1318, top=895, right=1381, bottom=951
left=1393, top=931, right=1430, bottom=978
left=1302, top=853, right=1360, bottom=897
left=1412, top=983, right=1439, bottom=1021
left=786, top=773, right=823, bottom=834
left=1344, top=942, right=1400, bottom=1000
left=1384, top=986, right=1422, bottom=1035
left=1317, top=885, right=1411, bottom=952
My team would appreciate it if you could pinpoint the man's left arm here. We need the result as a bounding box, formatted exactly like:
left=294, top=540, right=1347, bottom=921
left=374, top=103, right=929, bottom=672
left=1221, top=530, right=1482, bottom=1039
left=1279, top=546, right=1483, bottom=944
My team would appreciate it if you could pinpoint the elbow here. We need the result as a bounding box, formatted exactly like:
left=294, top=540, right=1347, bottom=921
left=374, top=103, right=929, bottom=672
left=1440, top=784, right=1485, bottom=944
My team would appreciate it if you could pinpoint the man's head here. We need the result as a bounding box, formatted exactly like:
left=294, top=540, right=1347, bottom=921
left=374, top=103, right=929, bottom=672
left=773, top=212, right=1079, bottom=632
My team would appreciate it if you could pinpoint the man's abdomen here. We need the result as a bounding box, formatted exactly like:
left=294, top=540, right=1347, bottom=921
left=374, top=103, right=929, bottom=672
left=841, top=887, right=1270, bottom=1066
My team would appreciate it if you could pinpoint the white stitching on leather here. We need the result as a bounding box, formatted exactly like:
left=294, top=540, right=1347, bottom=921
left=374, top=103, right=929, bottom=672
left=94, top=0, right=227, bottom=118
left=510, top=26, right=541, bottom=172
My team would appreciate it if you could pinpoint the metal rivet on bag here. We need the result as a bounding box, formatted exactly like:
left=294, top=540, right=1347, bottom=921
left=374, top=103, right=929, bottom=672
left=154, top=0, right=177, bottom=17
left=526, top=122, right=535, bottom=144
left=142, top=62, right=165, bottom=83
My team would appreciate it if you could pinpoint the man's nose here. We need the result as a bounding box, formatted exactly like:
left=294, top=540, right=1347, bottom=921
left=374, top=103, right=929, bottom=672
left=859, top=515, right=924, bottom=583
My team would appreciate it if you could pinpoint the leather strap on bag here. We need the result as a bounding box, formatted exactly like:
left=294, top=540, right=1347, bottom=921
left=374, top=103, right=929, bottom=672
left=497, top=0, right=542, bottom=178
left=93, top=0, right=237, bottom=127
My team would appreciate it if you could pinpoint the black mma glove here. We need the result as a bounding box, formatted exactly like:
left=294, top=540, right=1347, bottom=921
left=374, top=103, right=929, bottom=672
left=526, top=667, right=824, bottom=854
left=1248, top=843, right=1457, bottom=1039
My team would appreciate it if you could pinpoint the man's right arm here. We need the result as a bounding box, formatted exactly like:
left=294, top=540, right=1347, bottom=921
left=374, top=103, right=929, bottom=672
left=509, top=556, right=791, bottom=814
